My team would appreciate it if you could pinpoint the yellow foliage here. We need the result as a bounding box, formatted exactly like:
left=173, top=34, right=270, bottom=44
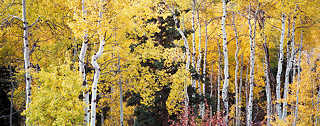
left=23, top=61, right=84, bottom=126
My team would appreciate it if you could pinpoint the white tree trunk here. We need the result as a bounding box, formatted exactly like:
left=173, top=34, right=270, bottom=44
left=200, top=18, right=208, bottom=118
left=245, top=60, right=249, bottom=119
left=239, top=54, right=244, bottom=125
left=282, top=15, right=296, bottom=119
left=196, top=7, right=202, bottom=93
left=9, top=65, right=14, bottom=126
left=246, top=4, right=258, bottom=125
left=90, top=1, right=106, bottom=125
left=232, top=12, right=240, bottom=126
left=191, top=0, right=197, bottom=88
left=114, top=27, right=124, bottom=126
left=293, top=28, right=303, bottom=126
left=221, top=0, right=229, bottom=123
left=217, top=40, right=222, bottom=113
left=276, top=13, right=286, bottom=119
left=22, top=0, right=31, bottom=125
left=171, top=7, right=191, bottom=122
left=79, top=0, right=90, bottom=124
left=119, top=55, right=123, bottom=126
left=316, top=87, right=320, bottom=125
left=263, top=34, right=272, bottom=126
left=210, top=63, right=214, bottom=124
left=196, top=7, right=204, bottom=117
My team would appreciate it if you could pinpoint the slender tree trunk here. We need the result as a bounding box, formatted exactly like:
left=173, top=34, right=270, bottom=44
left=200, top=17, right=208, bottom=118
left=191, top=0, right=197, bottom=88
left=116, top=29, right=124, bottom=126
left=79, top=0, right=90, bottom=124
left=232, top=12, right=240, bottom=126
left=276, top=13, right=286, bottom=119
left=171, top=7, right=191, bottom=122
left=246, top=4, right=258, bottom=125
left=217, top=40, right=222, bottom=113
left=101, top=112, right=104, bottom=126
left=210, top=63, right=214, bottom=125
left=293, top=27, right=303, bottom=126
left=282, top=14, right=296, bottom=119
left=22, top=0, right=31, bottom=125
left=239, top=54, right=244, bottom=125
left=221, top=0, right=229, bottom=123
left=316, top=87, right=320, bottom=125
left=9, top=65, right=14, bottom=126
left=312, top=72, right=315, bottom=125
left=196, top=6, right=204, bottom=117
left=90, top=1, right=106, bottom=125
left=263, top=34, right=272, bottom=126
left=197, top=6, right=202, bottom=93
left=245, top=59, right=249, bottom=119
left=119, top=55, right=123, bottom=126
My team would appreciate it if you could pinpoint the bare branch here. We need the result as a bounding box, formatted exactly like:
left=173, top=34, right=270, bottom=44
left=28, top=16, right=41, bottom=28
left=9, top=15, right=22, bottom=21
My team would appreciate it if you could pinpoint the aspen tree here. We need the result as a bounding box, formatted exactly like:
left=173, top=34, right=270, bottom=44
left=196, top=3, right=204, bottom=117
left=22, top=0, right=30, bottom=106
left=115, top=23, right=124, bottom=126
left=90, top=0, right=106, bottom=124
left=21, top=0, right=31, bottom=124
left=245, top=60, right=249, bottom=118
left=169, top=4, right=191, bottom=121
left=293, top=25, right=303, bottom=126
left=232, top=12, right=240, bottom=126
left=246, top=3, right=259, bottom=125
left=217, top=39, right=222, bottom=113
left=282, top=12, right=296, bottom=120
left=210, top=62, right=214, bottom=122
left=200, top=17, right=208, bottom=118
left=282, top=9, right=296, bottom=119
left=221, top=0, right=229, bottom=123
left=276, top=13, right=286, bottom=119
left=191, top=0, right=197, bottom=88
left=239, top=54, right=244, bottom=124
left=79, top=0, right=90, bottom=124
left=118, top=54, right=123, bottom=126
left=263, top=25, right=272, bottom=126
left=196, top=4, right=202, bottom=93
left=9, top=65, right=14, bottom=126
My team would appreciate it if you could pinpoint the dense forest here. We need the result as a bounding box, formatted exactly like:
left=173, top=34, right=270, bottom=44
left=0, top=0, right=319, bottom=125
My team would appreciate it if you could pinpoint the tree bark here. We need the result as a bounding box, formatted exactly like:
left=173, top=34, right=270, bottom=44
left=90, top=1, right=106, bottom=125
left=217, top=39, right=222, bottom=114
left=263, top=34, right=272, bottom=126
left=200, top=16, right=208, bottom=118
left=232, top=12, right=240, bottom=126
left=22, top=1, right=31, bottom=125
left=170, top=6, right=191, bottom=122
left=221, top=0, right=229, bottom=123
left=119, top=55, right=123, bottom=126
left=276, top=13, right=286, bottom=119
left=196, top=6, right=202, bottom=93
left=246, top=4, right=258, bottom=125
left=293, top=26, right=303, bottom=126
left=196, top=6, right=204, bottom=117
left=9, top=65, right=14, bottom=126
left=245, top=59, right=249, bottom=120
left=210, top=62, right=214, bottom=125
left=239, top=54, right=244, bottom=125
left=191, top=0, right=197, bottom=88
left=116, top=29, right=124, bottom=126
left=79, top=0, right=90, bottom=124
left=282, top=14, right=296, bottom=119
